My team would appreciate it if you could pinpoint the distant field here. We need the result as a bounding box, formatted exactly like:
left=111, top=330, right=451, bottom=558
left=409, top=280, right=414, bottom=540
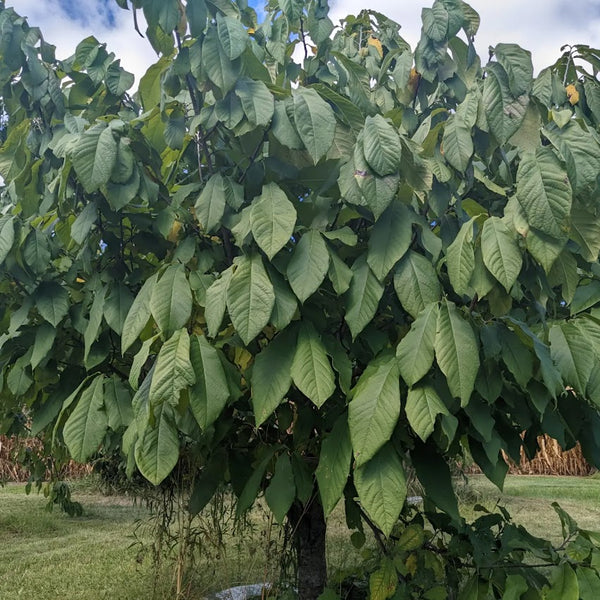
left=1, top=475, right=599, bottom=599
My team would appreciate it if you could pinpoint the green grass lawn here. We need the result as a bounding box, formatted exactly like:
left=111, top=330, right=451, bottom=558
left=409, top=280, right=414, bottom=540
left=1, top=475, right=599, bottom=599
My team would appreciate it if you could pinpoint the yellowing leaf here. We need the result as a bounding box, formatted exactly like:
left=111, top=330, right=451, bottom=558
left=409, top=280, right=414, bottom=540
left=566, top=84, right=579, bottom=105
left=368, top=36, right=383, bottom=58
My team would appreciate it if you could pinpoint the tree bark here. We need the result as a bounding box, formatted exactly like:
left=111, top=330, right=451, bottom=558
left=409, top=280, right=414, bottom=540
left=288, top=498, right=327, bottom=600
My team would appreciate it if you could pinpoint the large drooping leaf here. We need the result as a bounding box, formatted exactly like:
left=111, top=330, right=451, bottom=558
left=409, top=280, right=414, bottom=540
left=70, top=202, right=97, bottom=244
left=354, top=443, right=406, bottom=537
left=348, top=355, right=400, bottom=466
left=493, top=43, right=533, bottom=97
left=70, top=122, right=117, bottom=193
left=292, top=87, right=336, bottom=163
left=84, top=286, right=106, bottom=365
left=150, top=265, right=193, bottom=337
left=267, top=266, right=298, bottom=330
left=405, top=383, right=449, bottom=442
left=345, top=254, right=384, bottom=339
left=570, top=204, right=600, bottom=262
left=544, top=121, right=600, bottom=198
left=135, top=402, right=179, bottom=485
left=23, top=230, right=50, bottom=275
left=549, top=322, right=594, bottom=393
left=251, top=328, right=296, bottom=425
left=264, top=454, right=296, bottom=523
left=435, top=300, right=479, bottom=406
left=516, top=147, right=571, bottom=238
left=327, top=247, right=353, bottom=295
left=189, top=334, right=230, bottom=429
left=291, top=322, right=335, bottom=407
left=204, top=267, right=233, bottom=337
left=216, top=15, right=248, bottom=60
left=361, top=114, right=401, bottom=176
left=396, top=303, right=438, bottom=387
left=394, top=251, right=441, bottom=319
left=499, top=327, right=533, bottom=389
left=104, top=283, right=134, bottom=336
left=234, top=78, right=274, bottom=126
left=63, top=376, right=107, bottom=462
left=195, top=173, right=227, bottom=233
left=31, top=323, right=56, bottom=370
left=545, top=563, right=579, bottom=600
left=250, top=183, right=296, bottom=260
left=103, top=375, right=133, bottom=431
left=122, top=274, right=157, bottom=354
left=0, top=216, right=14, bottom=265
left=367, top=201, right=412, bottom=281
left=315, top=415, right=352, bottom=516
left=35, top=281, right=69, bottom=327
left=481, top=217, right=522, bottom=292
left=446, top=218, right=475, bottom=296
left=227, top=254, right=275, bottom=344
left=442, top=114, right=473, bottom=172
left=483, top=62, right=528, bottom=144
left=149, top=329, right=196, bottom=407
left=201, top=26, right=241, bottom=93
left=286, top=230, right=329, bottom=303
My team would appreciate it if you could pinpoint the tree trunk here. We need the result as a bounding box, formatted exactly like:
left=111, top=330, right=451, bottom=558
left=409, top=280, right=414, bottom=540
left=288, top=499, right=327, bottom=600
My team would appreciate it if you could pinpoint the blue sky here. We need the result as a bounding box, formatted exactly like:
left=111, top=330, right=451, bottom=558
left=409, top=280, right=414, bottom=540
left=8, top=0, right=600, bottom=83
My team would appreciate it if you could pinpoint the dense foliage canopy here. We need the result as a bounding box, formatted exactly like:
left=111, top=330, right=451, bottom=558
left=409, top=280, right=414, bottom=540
left=3, top=0, right=600, bottom=597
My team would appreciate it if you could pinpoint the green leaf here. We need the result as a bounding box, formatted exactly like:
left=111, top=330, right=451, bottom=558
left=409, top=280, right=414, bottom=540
left=394, top=251, right=441, bottom=319
left=0, top=216, right=14, bottom=264
left=349, top=355, right=400, bottom=466
left=549, top=322, right=594, bottom=393
left=201, top=26, right=241, bottom=93
left=327, top=247, right=353, bottom=295
left=71, top=202, right=97, bottom=245
left=234, top=78, right=274, bottom=126
left=446, top=218, right=475, bottom=297
left=516, top=147, right=571, bottom=238
left=105, top=60, right=134, bottom=96
left=70, top=123, right=117, bottom=193
left=35, top=281, right=69, bottom=327
left=63, top=376, right=107, bottom=462
left=217, top=15, right=248, bottom=60
left=149, top=329, right=196, bottom=406
left=135, top=402, right=179, bottom=485
left=267, top=266, right=298, bottom=330
left=84, top=286, right=106, bottom=365
left=571, top=281, right=600, bottom=315
left=24, top=230, right=51, bottom=274
left=189, top=334, right=230, bottom=429
left=544, top=121, right=600, bottom=198
left=227, top=254, right=275, bottom=344
left=354, top=444, right=406, bottom=537
left=251, top=328, right=296, bottom=426
left=186, top=0, right=207, bottom=37
left=236, top=449, right=277, bottom=516
left=571, top=204, right=600, bottom=262
left=577, top=566, right=600, bottom=600
left=265, top=454, right=296, bottom=523
left=411, top=443, right=460, bottom=520
left=362, top=115, right=401, bottom=177
left=150, top=265, right=192, bottom=337
left=31, top=323, right=56, bottom=370
left=369, top=557, right=397, bottom=600
left=483, top=63, right=528, bottom=144
left=250, top=182, right=296, bottom=260
left=345, top=254, right=384, bottom=339
left=104, top=283, right=134, bottom=336
left=367, top=201, right=412, bottom=281
left=291, top=322, right=335, bottom=407
left=406, top=384, right=449, bottom=442
left=103, top=376, right=133, bottom=430
left=396, top=303, right=438, bottom=387
left=493, top=43, right=533, bottom=96
left=195, top=173, right=227, bottom=233
left=316, top=415, right=352, bottom=516
left=481, top=217, right=522, bottom=292
left=293, top=87, right=336, bottom=164
left=130, top=335, right=158, bottom=390
left=204, top=267, right=233, bottom=337
left=122, top=274, right=157, bottom=354
left=545, top=563, right=578, bottom=600
left=422, top=4, right=448, bottom=41
left=435, top=300, right=479, bottom=406
left=287, top=230, right=329, bottom=303
left=500, top=327, right=533, bottom=388
left=442, top=115, right=473, bottom=172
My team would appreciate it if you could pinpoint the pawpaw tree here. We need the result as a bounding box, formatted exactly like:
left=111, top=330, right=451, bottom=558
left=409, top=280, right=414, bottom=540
left=2, top=0, right=600, bottom=597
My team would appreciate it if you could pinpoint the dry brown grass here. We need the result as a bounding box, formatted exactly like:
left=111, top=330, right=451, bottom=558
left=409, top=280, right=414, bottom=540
left=0, top=435, right=91, bottom=482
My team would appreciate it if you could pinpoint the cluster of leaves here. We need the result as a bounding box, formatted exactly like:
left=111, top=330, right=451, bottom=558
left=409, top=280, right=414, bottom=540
left=3, top=0, right=600, bottom=594
left=329, top=502, right=600, bottom=600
